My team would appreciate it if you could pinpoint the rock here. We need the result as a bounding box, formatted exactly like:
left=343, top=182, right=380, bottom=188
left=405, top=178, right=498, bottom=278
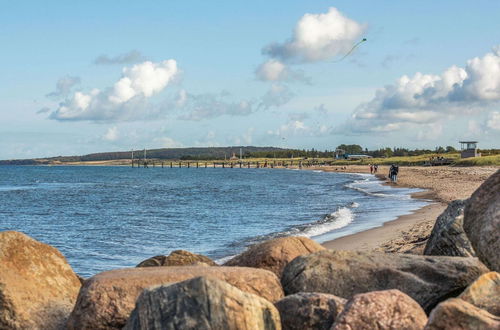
left=124, top=276, right=281, bottom=330
left=224, top=236, right=325, bottom=277
left=67, top=266, right=284, bottom=329
left=281, top=250, right=488, bottom=311
left=425, top=298, right=500, bottom=330
left=0, top=231, right=81, bottom=330
left=423, top=200, right=476, bottom=257
left=275, top=292, right=346, bottom=330
left=136, top=250, right=217, bottom=267
left=463, top=169, right=500, bottom=271
left=332, top=290, right=427, bottom=330
left=459, top=271, right=500, bottom=316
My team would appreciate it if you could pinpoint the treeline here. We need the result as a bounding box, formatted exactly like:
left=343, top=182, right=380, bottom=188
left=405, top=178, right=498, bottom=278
left=336, top=144, right=499, bottom=158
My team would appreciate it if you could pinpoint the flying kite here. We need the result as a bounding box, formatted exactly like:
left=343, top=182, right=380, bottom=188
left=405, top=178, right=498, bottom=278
left=332, top=38, right=367, bottom=63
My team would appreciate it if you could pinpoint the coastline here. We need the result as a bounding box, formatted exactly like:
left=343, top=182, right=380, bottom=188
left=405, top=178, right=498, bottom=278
left=303, top=165, right=498, bottom=252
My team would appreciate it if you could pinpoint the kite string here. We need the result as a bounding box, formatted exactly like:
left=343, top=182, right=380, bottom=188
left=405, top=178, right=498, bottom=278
left=331, top=38, right=367, bottom=63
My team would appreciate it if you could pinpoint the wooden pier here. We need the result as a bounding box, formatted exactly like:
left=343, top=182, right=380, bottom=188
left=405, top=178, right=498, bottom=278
left=131, top=159, right=333, bottom=168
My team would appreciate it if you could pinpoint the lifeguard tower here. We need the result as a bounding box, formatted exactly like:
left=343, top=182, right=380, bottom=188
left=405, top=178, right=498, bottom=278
left=459, top=141, right=481, bottom=158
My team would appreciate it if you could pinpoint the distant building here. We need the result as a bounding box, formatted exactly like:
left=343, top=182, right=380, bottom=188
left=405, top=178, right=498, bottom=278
left=229, top=152, right=239, bottom=161
left=459, top=141, right=481, bottom=158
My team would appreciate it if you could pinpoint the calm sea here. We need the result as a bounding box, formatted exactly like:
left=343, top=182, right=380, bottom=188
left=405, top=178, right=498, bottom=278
left=0, top=166, right=428, bottom=277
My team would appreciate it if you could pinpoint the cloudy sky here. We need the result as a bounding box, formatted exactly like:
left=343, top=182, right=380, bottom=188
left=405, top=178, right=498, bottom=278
left=1, top=1, right=500, bottom=159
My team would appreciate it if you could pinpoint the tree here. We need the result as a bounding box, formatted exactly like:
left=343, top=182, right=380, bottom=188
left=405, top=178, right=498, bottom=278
left=445, top=146, right=457, bottom=153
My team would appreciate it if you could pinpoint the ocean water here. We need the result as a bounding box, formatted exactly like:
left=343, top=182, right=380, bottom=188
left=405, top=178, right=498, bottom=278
left=0, top=166, right=428, bottom=277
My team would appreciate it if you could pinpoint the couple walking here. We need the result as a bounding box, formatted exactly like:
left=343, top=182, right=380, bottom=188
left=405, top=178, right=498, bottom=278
left=389, top=164, right=399, bottom=183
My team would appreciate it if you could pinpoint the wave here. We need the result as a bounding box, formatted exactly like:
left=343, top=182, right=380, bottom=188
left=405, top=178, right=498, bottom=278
left=299, top=206, right=355, bottom=238
left=345, top=177, right=412, bottom=200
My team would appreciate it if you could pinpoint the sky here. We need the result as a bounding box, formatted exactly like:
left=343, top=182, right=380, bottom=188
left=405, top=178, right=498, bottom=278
left=1, top=1, right=500, bottom=159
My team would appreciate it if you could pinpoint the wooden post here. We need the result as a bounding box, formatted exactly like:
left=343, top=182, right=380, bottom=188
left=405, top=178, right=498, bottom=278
left=196, top=162, right=199, bottom=168
left=179, top=162, right=181, bottom=168
left=222, top=163, right=225, bottom=168
left=188, top=162, right=190, bottom=168
left=170, top=162, right=173, bottom=168
left=205, top=162, right=207, bottom=168
left=239, top=162, right=242, bottom=168
left=247, top=162, right=250, bottom=168
left=213, top=162, right=216, bottom=168
left=231, top=162, right=234, bottom=168
left=257, top=162, right=260, bottom=168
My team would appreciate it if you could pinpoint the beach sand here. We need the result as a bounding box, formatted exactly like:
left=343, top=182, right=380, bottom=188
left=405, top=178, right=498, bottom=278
left=315, top=165, right=499, bottom=252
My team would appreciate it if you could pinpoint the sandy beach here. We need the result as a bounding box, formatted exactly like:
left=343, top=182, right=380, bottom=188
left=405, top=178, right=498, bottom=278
left=314, top=165, right=499, bottom=253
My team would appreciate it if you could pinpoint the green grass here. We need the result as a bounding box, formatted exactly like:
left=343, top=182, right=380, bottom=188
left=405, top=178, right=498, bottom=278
left=453, top=154, right=500, bottom=166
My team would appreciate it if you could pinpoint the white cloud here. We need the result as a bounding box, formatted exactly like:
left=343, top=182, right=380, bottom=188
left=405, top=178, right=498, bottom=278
left=256, top=60, right=287, bottom=81
left=255, top=60, right=310, bottom=82
left=49, top=60, right=179, bottom=121
left=103, top=126, right=119, bottom=141
left=46, top=76, right=81, bottom=98
left=486, top=111, right=500, bottom=130
left=259, top=84, right=294, bottom=109
left=94, top=50, right=146, bottom=65
left=263, top=7, right=365, bottom=63
left=344, top=46, right=500, bottom=134
left=232, top=128, right=254, bottom=145
left=154, top=137, right=184, bottom=148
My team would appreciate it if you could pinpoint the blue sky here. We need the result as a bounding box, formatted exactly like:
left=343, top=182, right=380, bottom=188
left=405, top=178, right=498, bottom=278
left=1, top=1, right=500, bottom=159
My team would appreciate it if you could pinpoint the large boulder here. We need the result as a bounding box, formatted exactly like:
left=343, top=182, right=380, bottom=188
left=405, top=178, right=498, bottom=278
left=124, top=276, right=281, bottom=330
left=0, top=231, right=81, bottom=330
left=332, top=290, right=427, bottom=330
left=463, top=169, right=500, bottom=271
left=136, top=250, right=217, bottom=267
left=281, top=250, right=488, bottom=311
left=425, top=298, right=500, bottom=330
left=67, top=266, right=284, bottom=329
left=275, top=292, right=345, bottom=330
left=458, top=271, right=500, bottom=316
left=224, top=236, right=325, bottom=277
left=423, top=200, right=476, bottom=257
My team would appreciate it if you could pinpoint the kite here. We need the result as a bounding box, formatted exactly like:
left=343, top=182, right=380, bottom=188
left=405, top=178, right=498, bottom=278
left=332, top=38, right=367, bottom=63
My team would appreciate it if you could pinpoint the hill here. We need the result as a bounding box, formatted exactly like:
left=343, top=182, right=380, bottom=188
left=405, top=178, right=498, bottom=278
left=0, top=146, right=291, bottom=165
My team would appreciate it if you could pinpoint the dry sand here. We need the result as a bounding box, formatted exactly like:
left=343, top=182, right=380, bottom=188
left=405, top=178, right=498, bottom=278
left=313, top=165, right=499, bottom=253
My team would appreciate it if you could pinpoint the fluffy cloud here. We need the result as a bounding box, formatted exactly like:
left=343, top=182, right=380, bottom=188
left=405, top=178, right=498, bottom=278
left=486, top=111, right=500, bottom=130
left=259, top=84, right=294, bottom=109
left=345, top=47, right=500, bottom=133
left=263, top=7, right=365, bottom=63
left=153, top=136, right=184, bottom=148
left=94, top=50, right=146, bottom=65
left=103, top=126, right=119, bottom=141
left=46, top=76, right=81, bottom=98
left=255, top=60, right=310, bottom=82
left=49, top=60, right=178, bottom=121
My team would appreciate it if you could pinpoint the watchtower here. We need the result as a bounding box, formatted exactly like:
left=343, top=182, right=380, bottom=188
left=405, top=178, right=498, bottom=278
left=459, top=141, right=480, bottom=158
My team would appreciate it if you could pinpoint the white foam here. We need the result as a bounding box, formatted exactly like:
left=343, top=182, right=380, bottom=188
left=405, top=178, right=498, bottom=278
left=301, top=207, right=355, bottom=238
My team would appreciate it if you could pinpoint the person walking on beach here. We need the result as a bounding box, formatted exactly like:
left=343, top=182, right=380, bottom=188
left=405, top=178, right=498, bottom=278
left=393, top=164, right=399, bottom=183
left=370, top=164, right=374, bottom=174
left=389, top=164, right=395, bottom=182
left=374, top=165, right=378, bottom=173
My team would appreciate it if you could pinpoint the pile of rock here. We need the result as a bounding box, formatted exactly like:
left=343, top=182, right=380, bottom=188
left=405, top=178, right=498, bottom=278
left=0, top=170, right=498, bottom=329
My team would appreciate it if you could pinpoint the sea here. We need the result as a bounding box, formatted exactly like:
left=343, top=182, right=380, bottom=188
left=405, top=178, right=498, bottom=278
left=0, top=166, right=429, bottom=277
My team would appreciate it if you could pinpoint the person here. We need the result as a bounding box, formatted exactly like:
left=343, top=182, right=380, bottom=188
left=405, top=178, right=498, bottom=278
left=389, top=164, right=395, bottom=182
left=393, top=164, right=399, bottom=182
left=374, top=164, right=378, bottom=173
left=370, top=164, right=374, bottom=174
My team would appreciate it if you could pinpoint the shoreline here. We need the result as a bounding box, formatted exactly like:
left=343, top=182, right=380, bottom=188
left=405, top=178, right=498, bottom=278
left=315, top=167, right=446, bottom=252
left=305, top=165, right=497, bottom=252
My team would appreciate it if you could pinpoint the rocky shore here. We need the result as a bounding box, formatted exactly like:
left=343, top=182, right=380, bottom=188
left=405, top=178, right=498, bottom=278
left=0, top=169, right=499, bottom=329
